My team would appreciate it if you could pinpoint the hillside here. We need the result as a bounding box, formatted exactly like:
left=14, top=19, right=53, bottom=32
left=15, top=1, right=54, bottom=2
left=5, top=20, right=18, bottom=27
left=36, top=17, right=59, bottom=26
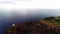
left=44, top=16, right=60, bottom=26
left=5, top=16, right=60, bottom=34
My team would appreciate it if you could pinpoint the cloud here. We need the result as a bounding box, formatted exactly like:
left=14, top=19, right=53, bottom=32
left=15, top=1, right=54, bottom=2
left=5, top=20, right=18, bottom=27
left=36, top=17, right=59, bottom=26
left=0, top=0, right=12, bottom=3
left=0, top=0, right=60, bottom=9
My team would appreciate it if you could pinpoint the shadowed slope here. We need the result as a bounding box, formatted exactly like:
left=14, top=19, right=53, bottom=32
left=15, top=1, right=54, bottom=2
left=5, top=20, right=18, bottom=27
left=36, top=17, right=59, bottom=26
left=5, top=16, right=60, bottom=34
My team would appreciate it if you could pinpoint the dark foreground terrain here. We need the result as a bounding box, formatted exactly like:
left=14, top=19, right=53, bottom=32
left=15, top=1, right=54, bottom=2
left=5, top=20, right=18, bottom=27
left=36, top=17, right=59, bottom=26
left=5, top=16, right=60, bottom=34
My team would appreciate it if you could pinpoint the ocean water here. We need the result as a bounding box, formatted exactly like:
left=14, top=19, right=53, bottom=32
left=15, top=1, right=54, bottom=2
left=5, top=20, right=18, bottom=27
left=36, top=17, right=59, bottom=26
left=0, top=9, right=60, bottom=34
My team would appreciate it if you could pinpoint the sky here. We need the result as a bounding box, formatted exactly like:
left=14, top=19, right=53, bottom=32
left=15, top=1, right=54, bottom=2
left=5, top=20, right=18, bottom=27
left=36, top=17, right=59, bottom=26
left=0, top=0, right=60, bottom=10
left=0, top=0, right=60, bottom=17
left=0, top=0, right=60, bottom=34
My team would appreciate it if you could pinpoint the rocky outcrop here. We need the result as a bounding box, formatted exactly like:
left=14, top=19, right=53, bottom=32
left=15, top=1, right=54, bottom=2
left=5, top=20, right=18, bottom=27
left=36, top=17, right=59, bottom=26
left=5, top=16, right=60, bottom=34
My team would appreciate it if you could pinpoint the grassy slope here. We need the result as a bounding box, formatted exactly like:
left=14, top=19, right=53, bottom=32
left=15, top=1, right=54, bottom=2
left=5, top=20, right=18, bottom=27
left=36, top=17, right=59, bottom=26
left=5, top=16, right=60, bottom=34
left=44, top=16, right=60, bottom=26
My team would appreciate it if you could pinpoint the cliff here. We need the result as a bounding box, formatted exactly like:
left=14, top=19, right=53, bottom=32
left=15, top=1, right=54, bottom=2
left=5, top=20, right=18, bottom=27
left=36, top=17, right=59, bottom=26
left=5, top=16, right=60, bottom=34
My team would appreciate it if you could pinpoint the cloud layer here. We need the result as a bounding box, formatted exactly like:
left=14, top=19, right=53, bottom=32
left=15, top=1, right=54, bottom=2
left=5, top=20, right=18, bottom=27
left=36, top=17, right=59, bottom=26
left=0, top=0, right=60, bottom=9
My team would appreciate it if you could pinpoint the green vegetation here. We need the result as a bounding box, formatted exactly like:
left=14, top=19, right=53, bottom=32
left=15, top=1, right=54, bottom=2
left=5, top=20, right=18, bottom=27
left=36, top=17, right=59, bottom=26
left=5, top=16, right=60, bottom=34
left=44, top=16, right=60, bottom=26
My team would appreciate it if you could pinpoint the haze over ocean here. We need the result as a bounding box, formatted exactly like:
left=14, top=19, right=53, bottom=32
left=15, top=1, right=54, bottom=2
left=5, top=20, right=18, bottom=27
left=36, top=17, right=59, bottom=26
left=0, top=9, right=60, bottom=34
left=0, top=0, right=60, bottom=34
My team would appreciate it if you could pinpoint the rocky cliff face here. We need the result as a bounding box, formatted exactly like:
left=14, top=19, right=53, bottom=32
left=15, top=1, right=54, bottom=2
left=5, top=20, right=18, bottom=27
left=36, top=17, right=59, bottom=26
left=5, top=16, right=60, bottom=34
